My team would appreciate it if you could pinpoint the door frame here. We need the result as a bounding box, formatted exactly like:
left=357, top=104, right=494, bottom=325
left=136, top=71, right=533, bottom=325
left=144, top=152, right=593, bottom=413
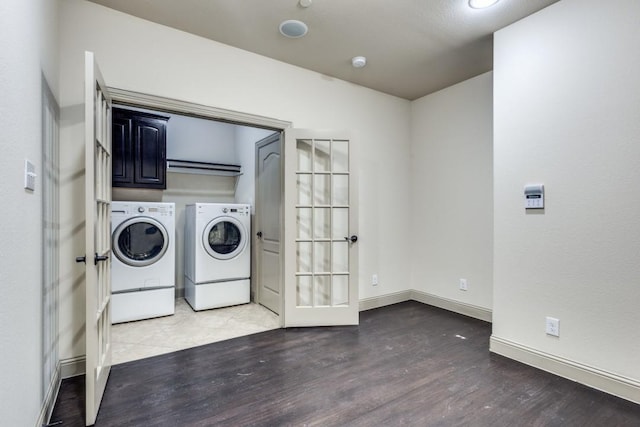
left=109, top=88, right=291, bottom=131
left=108, top=88, right=291, bottom=325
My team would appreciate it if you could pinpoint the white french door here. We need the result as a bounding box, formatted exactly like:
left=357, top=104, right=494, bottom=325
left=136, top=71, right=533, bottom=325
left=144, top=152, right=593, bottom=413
left=83, top=51, right=112, bottom=426
left=283, top=129, right=358, bottom=326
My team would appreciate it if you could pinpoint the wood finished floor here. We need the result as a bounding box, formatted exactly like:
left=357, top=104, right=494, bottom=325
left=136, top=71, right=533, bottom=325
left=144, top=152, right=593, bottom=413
left=51, top=301, right=640, bottom=426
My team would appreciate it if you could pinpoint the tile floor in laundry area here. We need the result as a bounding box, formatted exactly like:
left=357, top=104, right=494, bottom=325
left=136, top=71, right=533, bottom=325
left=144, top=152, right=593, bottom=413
left=112, top=298, right=280, bottom=365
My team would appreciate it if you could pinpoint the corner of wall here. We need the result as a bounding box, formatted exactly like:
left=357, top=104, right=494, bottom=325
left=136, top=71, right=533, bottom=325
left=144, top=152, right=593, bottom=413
left=408, top=72, right=494, bottom=313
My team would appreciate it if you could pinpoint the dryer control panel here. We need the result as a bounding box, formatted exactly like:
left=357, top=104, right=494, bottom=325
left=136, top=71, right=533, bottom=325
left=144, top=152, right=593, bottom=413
left=112, top=202, right=175, bottom=217
left=222, top=205, right=250, bottom=216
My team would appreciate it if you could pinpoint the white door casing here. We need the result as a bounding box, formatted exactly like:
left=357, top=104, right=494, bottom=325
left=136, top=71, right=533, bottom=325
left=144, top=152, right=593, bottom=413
left=83, top=51, right=112, bottom=426
left=256, top=133, right=282, bottom=315
left=283, top=129, right=359, bottom=327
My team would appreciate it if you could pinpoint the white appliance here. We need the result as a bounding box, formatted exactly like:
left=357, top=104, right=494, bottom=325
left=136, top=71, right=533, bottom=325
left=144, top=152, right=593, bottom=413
left=111, top=201, right=176, bottom=323
left=184, top=203, right=251, bottom=311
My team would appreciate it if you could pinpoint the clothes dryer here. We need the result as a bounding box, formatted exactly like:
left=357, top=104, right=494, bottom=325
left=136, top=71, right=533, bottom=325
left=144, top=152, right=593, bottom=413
left=184, top=203, right=250, bottom=311
left=111, top=201, right=175, bottom=323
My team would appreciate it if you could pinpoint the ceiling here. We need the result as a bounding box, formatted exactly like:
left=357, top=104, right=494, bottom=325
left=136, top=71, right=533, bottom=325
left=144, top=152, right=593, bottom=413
left=87, top=0, right=560, bottom=100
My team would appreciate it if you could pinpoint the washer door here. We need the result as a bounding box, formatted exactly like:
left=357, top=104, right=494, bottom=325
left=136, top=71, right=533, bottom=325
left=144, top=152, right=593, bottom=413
left=112, top=217, right=169, bottom=267
left=202, top=216, right=247, bottom=260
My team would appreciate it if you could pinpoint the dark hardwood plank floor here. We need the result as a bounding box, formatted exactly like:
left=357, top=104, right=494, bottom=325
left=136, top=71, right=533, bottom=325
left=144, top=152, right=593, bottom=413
left=51, top=301, right=640, bottom=426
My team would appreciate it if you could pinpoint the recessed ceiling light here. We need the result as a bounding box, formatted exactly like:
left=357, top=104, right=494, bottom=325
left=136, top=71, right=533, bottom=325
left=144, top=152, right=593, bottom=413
left=469, top=0, right=500, bottom=9
left=352, top=56, right=367, bottom=68
left=279, top=20, right=308, bottom=38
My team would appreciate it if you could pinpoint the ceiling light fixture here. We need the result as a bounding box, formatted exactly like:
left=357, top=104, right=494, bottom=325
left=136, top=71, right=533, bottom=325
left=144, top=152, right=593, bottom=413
left=299, top=0, right=312, bottom=8
left=279, top=20, right=308, bottom=38
left=352, top=56, right=367, bottom=68
left=468, top=0, right=500, bottom=9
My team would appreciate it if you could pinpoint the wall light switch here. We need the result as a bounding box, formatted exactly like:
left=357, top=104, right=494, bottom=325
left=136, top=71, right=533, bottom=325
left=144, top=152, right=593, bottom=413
left=372, top=274, right=378, bottom=286
left=459, top=278, right=468, bottom=291
left=24, top=159, right=36, bottom=191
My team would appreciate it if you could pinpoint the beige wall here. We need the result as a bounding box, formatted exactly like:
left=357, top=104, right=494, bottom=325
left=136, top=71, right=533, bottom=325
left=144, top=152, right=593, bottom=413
left=58, top=0, right=412, bottom=360
left=492, top=0, right=640, bottom=391
left=0, top=0, right=59, bottom=425
left=410, top=72, right=493, bottom=311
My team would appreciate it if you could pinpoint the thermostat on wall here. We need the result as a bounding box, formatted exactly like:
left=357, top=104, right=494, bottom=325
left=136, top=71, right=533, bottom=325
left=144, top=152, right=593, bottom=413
left=524, top=184, right=544, bottom=209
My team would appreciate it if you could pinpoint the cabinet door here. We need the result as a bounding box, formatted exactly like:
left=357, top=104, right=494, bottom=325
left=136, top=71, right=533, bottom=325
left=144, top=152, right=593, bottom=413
left=112, top=112, right=133, bottom=186
left=134, top=116, right=166, bottom=189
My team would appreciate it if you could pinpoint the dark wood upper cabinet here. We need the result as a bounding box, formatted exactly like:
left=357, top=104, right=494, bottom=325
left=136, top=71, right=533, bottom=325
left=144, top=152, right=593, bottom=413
left=112, top=108, right=168, bottom=189
left=112, top=113, right=134, bottom=186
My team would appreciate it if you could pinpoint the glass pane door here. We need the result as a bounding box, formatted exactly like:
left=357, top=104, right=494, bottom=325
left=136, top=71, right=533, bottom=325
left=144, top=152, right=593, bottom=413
left=295, top=138, right=350, bottom=308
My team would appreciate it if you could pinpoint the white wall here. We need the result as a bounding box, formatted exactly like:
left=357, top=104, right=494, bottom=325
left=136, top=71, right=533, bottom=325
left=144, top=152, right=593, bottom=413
left=492, top=0, right=640, bottom=393
left=234, top=126, right=277, bottom=208
left=166, top=114, right=237, bottom=164
left=58, top=0, right=411, bottom=361
left=410, top=72, right=493, bottom=311
left=0, top=0, right=59, bottom=425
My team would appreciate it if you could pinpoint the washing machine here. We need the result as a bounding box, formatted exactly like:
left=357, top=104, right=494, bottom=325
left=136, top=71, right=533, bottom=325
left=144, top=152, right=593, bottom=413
left=111, top=201, right=176, bottom=323
left=184, top=203, right=251, bottom=311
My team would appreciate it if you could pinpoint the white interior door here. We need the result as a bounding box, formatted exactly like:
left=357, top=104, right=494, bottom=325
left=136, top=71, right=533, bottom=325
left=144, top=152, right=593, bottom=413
left=256, top=133, right=282, bottom=315
left=283, top=129, right=358, bottom=326
left=83, top=51, right=112, bottom=426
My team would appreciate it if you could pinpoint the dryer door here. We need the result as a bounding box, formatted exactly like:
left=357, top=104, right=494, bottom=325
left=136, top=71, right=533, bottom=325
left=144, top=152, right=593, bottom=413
left=113, top=217, right=169, bottom=267
left=203, top=216, right=247, bottom=260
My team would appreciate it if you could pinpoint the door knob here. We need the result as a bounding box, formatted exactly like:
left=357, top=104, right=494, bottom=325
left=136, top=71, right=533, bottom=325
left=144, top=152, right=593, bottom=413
left=94, top=253, right=109, bottom=265
left=257, top=231, right=263, bottom=238
left=75, top=255, right=86, bottom=264
left=345, top=235, right=358, bottom=243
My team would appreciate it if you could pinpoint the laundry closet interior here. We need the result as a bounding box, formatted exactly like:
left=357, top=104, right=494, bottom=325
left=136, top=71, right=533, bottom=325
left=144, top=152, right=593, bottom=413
left=110, top=103, right=281, bottom=365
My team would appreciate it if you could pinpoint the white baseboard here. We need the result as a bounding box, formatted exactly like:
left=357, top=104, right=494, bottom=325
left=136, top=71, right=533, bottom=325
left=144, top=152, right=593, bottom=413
left=359, top=290, right=411, bottom=311
left=36, top=362, right=61, bottom=427
left=60, top=355, right=86, bottom=378
left=359, top=290, right=493, bottom=324
left=410, top=290, right=492, bottom=322
left=490, top=335, right=640, bottom=405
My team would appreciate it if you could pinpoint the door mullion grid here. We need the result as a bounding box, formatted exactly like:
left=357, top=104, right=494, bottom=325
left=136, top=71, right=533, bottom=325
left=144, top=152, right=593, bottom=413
left=328, top=138, right=334, bottom=306
left=295, top=138, right=344, bottom=307
left=311, top=138, right=316, bottom=307
left=315, top=138, right=334, bottom=307
left=330, top=140, right=349, bottom=305
left=295, top=138, right=313, bottom=307
left=95, top=86, right=110, bottom=368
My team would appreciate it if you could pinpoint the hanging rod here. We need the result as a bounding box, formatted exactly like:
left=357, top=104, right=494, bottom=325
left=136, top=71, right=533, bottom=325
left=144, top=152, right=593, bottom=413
left=166, top=159, right=242, bottom=176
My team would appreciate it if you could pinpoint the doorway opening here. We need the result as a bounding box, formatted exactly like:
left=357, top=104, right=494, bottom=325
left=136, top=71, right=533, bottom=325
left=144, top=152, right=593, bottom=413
left=108, top=88, right=290, bottom=364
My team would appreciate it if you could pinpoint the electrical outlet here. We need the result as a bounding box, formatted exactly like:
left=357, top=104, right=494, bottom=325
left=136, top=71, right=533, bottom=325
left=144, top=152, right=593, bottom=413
left=372, top=274, right=378, bottom=286
left=545, top=317, right=560, bottom=337
left=459, top=278, right=468, bottom=291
